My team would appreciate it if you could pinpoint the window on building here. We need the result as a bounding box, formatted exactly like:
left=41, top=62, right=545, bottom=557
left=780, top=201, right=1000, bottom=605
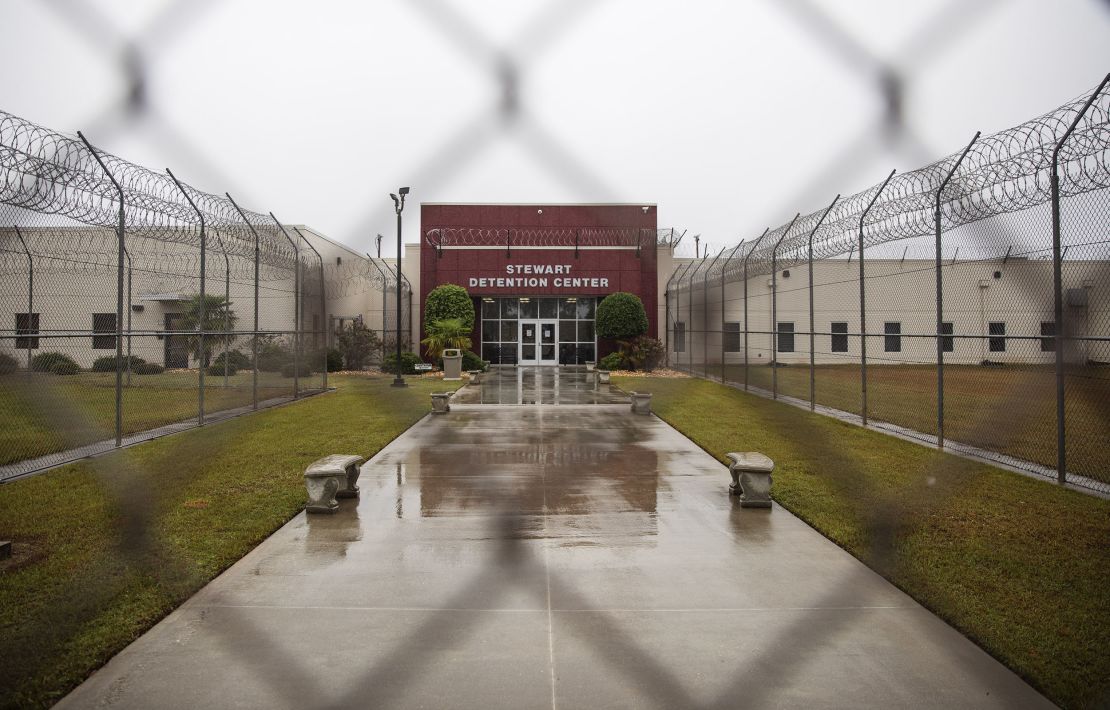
left=884, top=322, right=901, bottom=353
left=830, top=322, right=848, bottom=353
left=940, top=321, right=953, bottom=353
left=989, top=322, right=1006, bottom=352
left=673, top=322, right=686, bottom=352
left=15, top=312, right=39, bottom=349
left=723, top=322, right=740, bottom=353
left=92, top=313, right=117, bottom=350
left=1040, top=321, right=1055, bottom=352
left=776, top=322, right=795, bottom=353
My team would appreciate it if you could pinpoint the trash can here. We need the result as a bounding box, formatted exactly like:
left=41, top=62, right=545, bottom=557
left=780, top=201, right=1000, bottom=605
left=442, top=348, right=463, bottom=381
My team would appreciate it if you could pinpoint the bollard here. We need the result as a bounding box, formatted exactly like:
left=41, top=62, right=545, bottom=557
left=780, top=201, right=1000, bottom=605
left=431, top=392, right=451, bottom=414
left=630, top=391, right=652, bottom=415
left=727, top=452, right=774, bottom=508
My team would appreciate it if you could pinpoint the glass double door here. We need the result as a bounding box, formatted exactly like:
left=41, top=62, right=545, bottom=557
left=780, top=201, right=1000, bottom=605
left=519, top=319, right=557, bottom=365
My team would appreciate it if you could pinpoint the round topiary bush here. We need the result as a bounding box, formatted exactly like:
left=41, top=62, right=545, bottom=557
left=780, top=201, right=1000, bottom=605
left=424, top=284, right=475, bottom=333
left=598, top=352, right=624, bottom=371
left=31, top=352, right=80, bottom=374
left=92, top=355, right=146, bottom=372
left=596, top=292, right=648, bottom=340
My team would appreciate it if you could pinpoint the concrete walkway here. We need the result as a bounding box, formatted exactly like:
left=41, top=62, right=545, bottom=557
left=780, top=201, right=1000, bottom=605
left=59, top=391, right=1052, bottom=708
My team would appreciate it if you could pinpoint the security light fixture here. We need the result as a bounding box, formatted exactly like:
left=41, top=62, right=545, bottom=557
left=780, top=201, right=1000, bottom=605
left=399, top=186, right=410, bottom=196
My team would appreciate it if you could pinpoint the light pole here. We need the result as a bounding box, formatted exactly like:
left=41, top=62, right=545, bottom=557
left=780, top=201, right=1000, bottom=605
left=390, top=187, right=410, bottom=387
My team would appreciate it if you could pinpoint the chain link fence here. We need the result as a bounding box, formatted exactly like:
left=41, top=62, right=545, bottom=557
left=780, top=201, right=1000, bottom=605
left=667, top=76, right=1110, bottom=495
left=0, top=110, right=404, bottom=482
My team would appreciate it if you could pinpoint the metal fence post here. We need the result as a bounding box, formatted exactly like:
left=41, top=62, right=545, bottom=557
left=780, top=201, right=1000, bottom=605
left=936, top=132, right=980, bottom=449
left=125, top=249, right=133, bottom=387
left=293, top=227, right=327, bottom=390
left=78, top=131, right=126, bottom=446
left=771, top=214, right=799, bottom=399
left=211, top=231, right=231, bottom=388
left=271, top=214, right=299, bottom=398
left=226, top=193, right=260, bottom=410
left=859, top=169, right=897, bottom=426
left=722, top=242, right=743, bottom=383
left=1050, top=72, right=1109, bottom=484
left=13, top=226, right=33, bottom=374
left=807, top=195, right=840, bottom=410
left=743, top=228, right=769, bottom=391
left=704, top=247, right=725, bottom=377
left=167, top=169, right=207, bottom=425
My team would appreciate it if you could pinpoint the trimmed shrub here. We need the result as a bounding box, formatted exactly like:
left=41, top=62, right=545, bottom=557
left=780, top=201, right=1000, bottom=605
left=207, top=363, right=237, bottom=376
left=212, top=350, right=251, bottom=371
left=256, top=340, right=292, bottom=372
left=0, top=352, right=19, bottom=375
left=324, top=348, right=344, bottom=372
left=424, top=284, right=475, bottom=332
left=31, top=352, right=80, bottom=374
left=461, top=350, right=488, bottom=372
left=132, top=362, right=165, bottom=375
left=596, top=292, right=648, bottom=340
left=599, top=352, right=624, bottom=371
left=382, top=352, right=424, bottom=375
left=620, top=336, right=665, bottom=372
left=281, top=361, right=316, bottom=378
left=91, top=355, right=146, bottom=372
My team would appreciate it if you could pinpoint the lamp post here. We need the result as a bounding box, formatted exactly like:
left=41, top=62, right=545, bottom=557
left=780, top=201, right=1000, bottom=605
left=390, top=187, right=410, bottom=387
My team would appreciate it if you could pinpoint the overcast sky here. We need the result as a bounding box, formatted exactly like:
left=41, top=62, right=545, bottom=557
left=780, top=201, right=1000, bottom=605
left=2, top=0, right=1108, bottom=256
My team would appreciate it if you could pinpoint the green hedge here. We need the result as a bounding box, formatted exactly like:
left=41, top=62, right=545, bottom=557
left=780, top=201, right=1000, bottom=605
left=424, top=284, right=475, bottom=332
left=596, top=292, right=648, bottom=340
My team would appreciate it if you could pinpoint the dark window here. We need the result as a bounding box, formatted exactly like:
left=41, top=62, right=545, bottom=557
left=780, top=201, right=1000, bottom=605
left=940, top=322, right=953, bottom=353
left=723, top=322, right=740, bottom=353
left=481, top=299, right=499, bottom=319
left=15, top=312, right=39, bottom=349
left=1040, top=321, right=1055, bottom=352
left=500, top=298, right=519, bottom=319
left=92, top=313, right=117, bottom=350
left=831, top=322, right=848, bottom=353
left=884, top=322, right=901, bottom=353
left=674, top=322, right=686, bottom=353
left=558, top=298, right=577, bottom=319
left=776, top=322, right=795, bottom=353
left=989, top=322, right=1006, bottom=352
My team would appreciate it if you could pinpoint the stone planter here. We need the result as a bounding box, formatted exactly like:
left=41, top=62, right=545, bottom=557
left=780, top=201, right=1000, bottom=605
left=467, top=369, right=482, bottom=385
left=585, top=362, right=596, bottom=372
left=629, top=391, right=652, bottom=415
left=304, top=454, right=366, bottom=514
left=597, top=370, right=611, bottom=384
left=727, top=452, right=774, bottom=508
left=431, top=392, right=452, bottom=414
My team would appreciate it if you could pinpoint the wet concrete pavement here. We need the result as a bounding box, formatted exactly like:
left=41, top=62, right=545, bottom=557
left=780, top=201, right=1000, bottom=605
left=59, top=374, right=1053, bottom=709
left=451, top=366, right=629, bottom=405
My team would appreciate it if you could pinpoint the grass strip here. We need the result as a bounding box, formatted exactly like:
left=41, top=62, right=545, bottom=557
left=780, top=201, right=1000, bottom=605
left=0, top=375, right=455, bottom=709
left=615, top=375, right=1110, bottom=710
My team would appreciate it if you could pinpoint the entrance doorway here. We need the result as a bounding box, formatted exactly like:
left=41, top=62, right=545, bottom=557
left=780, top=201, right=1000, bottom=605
left=519, top=319, right=557, bottom=365
left=164, top=313, right=189, bottom=368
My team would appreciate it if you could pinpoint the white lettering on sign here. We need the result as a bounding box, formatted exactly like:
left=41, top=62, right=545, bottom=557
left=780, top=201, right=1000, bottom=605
left=467, top=276, right=610, bottom=289
left=505, top=264, right=572, bottom=275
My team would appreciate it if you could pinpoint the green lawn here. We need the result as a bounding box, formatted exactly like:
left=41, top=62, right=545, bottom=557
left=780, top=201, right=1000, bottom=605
left=614, top=374, right=1110, bottom=710
left=701, top=363, right=1110, bottom=484
left=0, top=370, right=316, bottom=467
left=0, top=374, right=457, bottom=709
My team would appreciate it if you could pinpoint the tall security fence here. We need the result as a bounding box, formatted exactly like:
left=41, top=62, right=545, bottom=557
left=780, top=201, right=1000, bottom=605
left=0, top=111, right=405, bottom=482
left=667, top=76, right=1110, bottom=495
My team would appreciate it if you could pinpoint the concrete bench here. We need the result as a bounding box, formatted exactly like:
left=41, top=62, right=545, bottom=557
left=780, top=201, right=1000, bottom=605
left=467, top=370, right=482, bottom=384
left=727, top=452, right=774, bottom=508
left=304, top=454, right=365, bottom=514
left=431, top=392, right=452, bottom=414
left=630, top=391, right=652, bottom=415
left=597, top=370, right=611, bottom=384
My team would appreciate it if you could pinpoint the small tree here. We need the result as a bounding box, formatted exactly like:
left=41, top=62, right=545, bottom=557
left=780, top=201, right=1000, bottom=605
left=424, top=284, right=475, bottom=333
left=596, top=292, right=648, bottom=340
left=421, top=318, right=472, bottom=361
left=336, top=321, right=380, bottom=370
left=180, top=294, right=237, bottom=367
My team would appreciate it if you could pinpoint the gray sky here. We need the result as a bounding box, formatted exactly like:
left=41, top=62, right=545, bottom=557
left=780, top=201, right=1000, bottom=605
left=2, top=0, right=1108, bottom=256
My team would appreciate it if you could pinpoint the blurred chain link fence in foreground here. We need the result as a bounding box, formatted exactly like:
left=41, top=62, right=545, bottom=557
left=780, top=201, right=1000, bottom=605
left=667, top=77, right=1110, bottom=495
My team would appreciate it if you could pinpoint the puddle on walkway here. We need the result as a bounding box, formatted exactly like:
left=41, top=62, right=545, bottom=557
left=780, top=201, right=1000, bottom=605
left=449, top=366, right=628, bottom=405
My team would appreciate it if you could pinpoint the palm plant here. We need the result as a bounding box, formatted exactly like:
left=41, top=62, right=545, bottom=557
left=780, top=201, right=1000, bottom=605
left=420, top=317, right=471, bottom=361
left=180, top=294, right=238, bottom=367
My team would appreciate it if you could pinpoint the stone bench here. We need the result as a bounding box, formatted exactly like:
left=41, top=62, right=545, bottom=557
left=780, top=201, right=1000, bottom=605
left=431, top=392, right=452, bottom=414
left=630, top=391, right=652, bottom=415
left=597, top=370, right=611, bottom=384
left=727, top=452, right=774, bottom=508
left=304, top=454, right=365, bottom=514
left=467, top=370, right=482, bottom=385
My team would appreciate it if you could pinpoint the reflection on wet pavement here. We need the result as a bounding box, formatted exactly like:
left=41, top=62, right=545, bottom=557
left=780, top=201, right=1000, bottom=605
left=450, top=366, right=629, bottom=405
left=56, top=388, right=1056, bottom=709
